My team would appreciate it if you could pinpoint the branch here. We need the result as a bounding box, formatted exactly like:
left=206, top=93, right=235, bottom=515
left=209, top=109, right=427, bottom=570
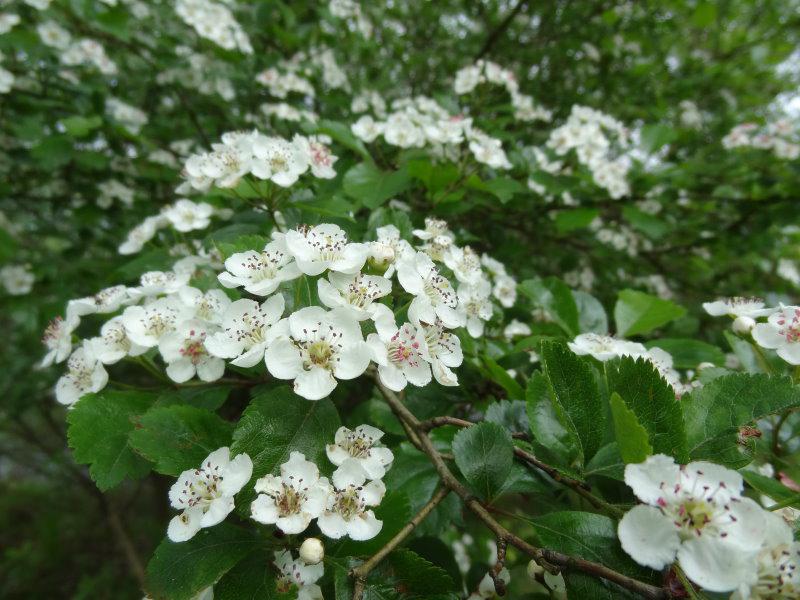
left=351, top=486, right=451, bottom=599
left=373, top=378, right=670, bottom=600
left=475, top=1, right=528, bottom=60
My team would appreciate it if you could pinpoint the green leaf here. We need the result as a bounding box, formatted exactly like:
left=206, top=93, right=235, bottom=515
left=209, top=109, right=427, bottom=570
left=145, top=524, right=260, bottom=600
left=229, top=386, right=341, bottom=508
left=526, top=372, right=582, bottom=466
left=645, top=339, right=725, bottom=369
left=451, top=422, right=514, bottom=501
left=609, top=392, right=653, bottom=464
left=614, top=289, right=686, bottom=337
left=683, top=373, right=800, bottom=468
left=639, top=124, right=677, bottom=153
left=584, top=443, right=625, bottom=480
left=343, top=162, right=412, bottom=209
left=481, top=354, right=524, bottom=399
left=129, top=405, right=234, bottom=476
left=519, top=277, right=580, bottom=336
left=30, top=135, right=73, bottom=169
left=67, top=391, right=154, bottom=491
left=215, top=551, right=280, bottom=600
left=381, top=548, right=457, bottom=594
left=541, top=340, right=605, bottom=463
left=481, top=177, right=525, bottom=203
left=555, top=208, right=600, bottom=234
left=573, top=290, right=608, bottom=334
left=621, top=206, right=668, bottom=240
left=312, top=119, right=372, bottom=161
left=605, top=357, right=689, bottom=462
left=156, top=386, right=232, bottom=411
left=61, top=115, right=103, bottom=137
left=741, top=470, right=800, bottom=509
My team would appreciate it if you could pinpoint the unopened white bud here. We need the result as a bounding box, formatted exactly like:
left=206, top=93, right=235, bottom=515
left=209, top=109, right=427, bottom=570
left=299, top=537, right=324, bottom=565
left=527, top=559, right=544, bottom=579
left=732, top=315, right=756, bottom=334
left=697, top=362, right=715, bottom=370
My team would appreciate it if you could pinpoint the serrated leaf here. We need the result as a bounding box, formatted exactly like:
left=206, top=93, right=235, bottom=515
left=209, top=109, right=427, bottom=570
left=573, top=290, right=608, bottom=334
left=452, top=422, right=513, bottom=501
left=541, top=340, right=605, bottom=463
left=526, top=371, right=582, bottom=467
left=609, top=392, right=653, bottom=464
left=230, top=386, right=341, bottom=509
left=381, top=548, right=456, bottom=594
left=519, top=277, right=580, bottom=336
left=485, top=399, right=529, bottom=433
left=145, top=524, right=261, bottom=600
left=156, top=386, right=231, bottom=411
left=555, top=208, right=600, bottom=234
left=481, top=354, right=524, bottom=399
left=614, top=290, right=685, bottom=337
left=67, top=391, right=154, bottom=491
left=214, top=551, right=280, bottom=600
left=684, top=373, right=800, bottom=467
left=605, top=357, right=688, bottom=462
left=129, top=405, right=234, bottom=476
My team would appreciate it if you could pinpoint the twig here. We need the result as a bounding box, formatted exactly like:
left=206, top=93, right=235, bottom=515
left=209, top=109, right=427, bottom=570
left=475, top=1, right=528, bottom=60
left=490, top=538, right=508, bottom=596
left=351, top=486, right=451, bottom=599
left=372, top=377, right=670, bottom=600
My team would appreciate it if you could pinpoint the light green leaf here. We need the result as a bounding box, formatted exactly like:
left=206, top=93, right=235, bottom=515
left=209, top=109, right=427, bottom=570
left=741, top=470, right=800, bottom=510
left=639, top=124, right=677, bottom=153
left=343, top=162, right=412, bottom=209
left=614, top=289, right=686, bottom=337
left=526, top=371, right=582, bottom=466
left=609, top=392, right=653, bottom=464
left=451, top=422, right=514, bottom=501
left=555, top=208, right=600, bottom=234
left=573, top=290, right=608, bottom=334
left=519, top=277, right=580, bottom=336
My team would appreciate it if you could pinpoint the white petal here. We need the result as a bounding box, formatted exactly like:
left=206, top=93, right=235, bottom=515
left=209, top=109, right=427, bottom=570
left=250, top=495, right=279, bottom=524
left=751, top=323, right=784, bottom=349
left=166, top=358, right=196, bottom=383
left=196, top=357, right=225, bottom=382
left=294, top=367, right=337, bottom=400
left=317, top=512, right=348, bottom=539
left=201, top=496, right=234, bottom=527
left=276, top=512, right=311, bottom=534
left=678, top=536, right=758, bottom=593
left=617, top=505, right=680, bottom=569
left=265, top=339, right=304, bottom=378
left=346, top=511, right=383, bottom=541
left=333, top=342, right=371, bottom=380
left=624, top=455, right=680, bottom=505
left=221, top=453, right=253, bottom=496
left=777, top=342, right=800, bottom=365
left=168, top=508, right=203, bottom=542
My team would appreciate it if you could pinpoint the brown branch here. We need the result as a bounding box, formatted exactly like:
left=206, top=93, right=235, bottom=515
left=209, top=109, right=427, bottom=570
left=373, top=378, right=670, bottom=600
left=351, top=486, right=451, bottom=599
left=475, top=1, right=528, bottom=60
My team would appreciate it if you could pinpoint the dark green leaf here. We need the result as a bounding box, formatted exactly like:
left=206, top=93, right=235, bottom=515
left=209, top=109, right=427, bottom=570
left=343, top=162, right=412, bottom=209
left=609, top=392, right=653, bottom=463
left=451, top=422, right=514, bottom=501
left=519, top=277, right=580, bottom=336
left=614, top=289, right=686, bottom=337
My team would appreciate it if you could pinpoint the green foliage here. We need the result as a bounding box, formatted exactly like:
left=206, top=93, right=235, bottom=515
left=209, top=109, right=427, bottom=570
left=519, top=278, right=580, bottom=336
left=343, top=163, right=413, bottom=209
left=452, top=422, right=514, bottom=501
left=609, top=392, right=653, bottom=464
left=614, top=290, right=686, bottom=337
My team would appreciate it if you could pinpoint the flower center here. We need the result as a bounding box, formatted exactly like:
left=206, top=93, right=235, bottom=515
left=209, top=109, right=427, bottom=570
left=333, top=487, right=364, bottom=520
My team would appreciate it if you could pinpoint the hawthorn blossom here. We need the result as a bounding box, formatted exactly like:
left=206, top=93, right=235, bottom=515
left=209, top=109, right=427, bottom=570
left=367, top=306, right=432, bottom=391
left=568, top=333, right=646, bottom=361
left=457, top=281, right=493, bottom=338
left=443, top=245, right=483, bottom=284
left=205, top=295, right=284, bottom=367
left=178, top=287, right=231, bottom=325
left=89, top=316, right=147, bottom=364
left=251, top=135, right=309, bottom=186
left=368, top=224, right=414, bottom=276
left=317, top=460, right=384, bottom=541
left=250, top=452, right=330, bottom=534
left=299, top=538, right=324, bottom=565
left=167, top=447, right=253, bottom=542
left=265, top=307, right=371, bottom=400
left=218, top=238, right=301, bottom=296
left=285, top=224, right=368, bottom=276
left=131, top=270, right=191, bottom=298
left=162, top=199, right=215, bottom=232
left=159, top=320, right=225, bottom=383
left=41, top=315, right=79, bottom=367
left=55, top=344, right=108, bottom=407
left=398, top=252, right=463, bottom=329
left=317, top=271, right=391, bottom=320
left=752, top=306, right=800, bottom=365
left=419, top=319, right=463, bottom=386
left=118, top=216, right=166, bottom=255
left=326, top=425, right=395, bottom=483
left=1, top=264, right=34, bottom=295
left=274, top=550, right=324, bottom=600
left=704, top=297, right=774, bottom=333
left=351, top=115, right=383, bottom=142
left=503, top=319, right=532, bottom=340
left=67, top=285, right=129, bottom=318
left=618, top=454, right=767, bottom=592
left=492, top=275, right=517, bottom=308
left=298, top=135, right=338, bottom=179
left=121, top=297, right=189, bottom=347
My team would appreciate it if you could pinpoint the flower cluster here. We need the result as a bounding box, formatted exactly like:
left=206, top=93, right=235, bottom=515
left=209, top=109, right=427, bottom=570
left=105, top=97, right=148, bottom=135
left=618, top=454, right=800, bottom=596
left=157, top=47, right=236, bottom=101
left=251, top=424, right=393, bottom=541
left=722, top=120, right=800, bottom=159
left=453, top=59, right=552, bottom=122
left=97, top=179, right=135, bottom=209
left=0, top=13, right=19, bottom=35
left=178, top=130, right=338, bottom=194
left=329, top=0, right=373, bottom=38
left=1, top=264, right=34, bottom=295
left=118, top=199, right=225, bottom=254
left=545, top=105, right=632, bottom=198
left=59, top=37, right=118, bottom=76
left=351, top=96, right=512, bottom=169
left=174, top=0, right=252, bottom=54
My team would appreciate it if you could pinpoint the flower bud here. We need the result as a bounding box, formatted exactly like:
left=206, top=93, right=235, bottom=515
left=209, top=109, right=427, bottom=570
left=732, top=315, right=756, bottom=334
left=527, top=559, right=544, bottom=579
left=299, top=537, right=324, bottom=565
left=697, top=362, right=715, bottom=370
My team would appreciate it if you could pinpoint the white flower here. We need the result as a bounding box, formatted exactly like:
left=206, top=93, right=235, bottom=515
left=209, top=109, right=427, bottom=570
left=703, top=298, right=774, bottom=319
left=131, top=270, right=191, bottom=298
left=492, top=275, right=517, bottom=308
left=351, top=115, right=383, bottom=143
left=0, top=13, right=20, bottom=35
left=178, top=287, right=231, bottom=326
left=419, top=319, right=463, bottom=386
left=457, top=280, right=493, bottom=338
left=317, top=271, right=392, bottom=320
left=753, top=306, right=800, bottom=365
left=454, top=65, right=482, bottom=94
left=368, top=224, right=414, bottom=276
left=120, top=297, right=190, bottom=348
left=167, top=447, right=253, bottom=542
left=285, top=224, right=368, bottom=276
left=118, top=216, right=166, bottom=255
left=618, top=454, right=767, bottom=592
left=205, top=295, right=285, bottom=367
left=67, top=285, right=129, bottom=318
left=265, top=307, right=371, bottom=400
left=567, top=333, right=646, bottom=362
left=251, top=135, right=309, bottom=186
left=163, top=199, right=215, bottom=232
left=731, top=512, right=800, bottom=600
left=41, top=315, right=79, bottom=367
left=298, top=136, right=338, bottom=179
left=299, top=538, right=324, bottom=565
left=55, top=344, right=108, bottom=407
left=159, top=320, right=225, bottom=383
left=1, top=264, right=34, bottom=295
left=367, top=305, right=432, bottom=391
left=326, top=425, right=394, bottom=482
left=443, top=245, right=483, bottom=284
left=250, top=451, right=331, bottom=534
left=503, top=319, right=531, bottom=340
left=398, top=252, right=463, bottom=329
left=89, top=316, right=147, bottom=364
left=318, top=460, right=384, bottom=541
left=274, top=550, right=324, bottom=600
left=37, top=21, right=72, bottom=49
left=218, top=237, right=301, bottom=296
